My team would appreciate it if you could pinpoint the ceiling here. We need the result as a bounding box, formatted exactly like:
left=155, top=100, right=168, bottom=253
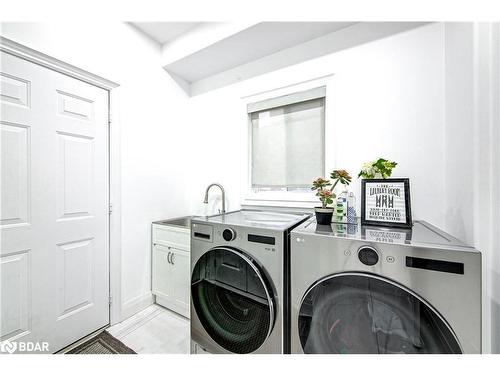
left=164, top=22, right=356, bottom=82
left=132, top=22, right=209, bottom=44
left=130, top=21, right=427, bottom=96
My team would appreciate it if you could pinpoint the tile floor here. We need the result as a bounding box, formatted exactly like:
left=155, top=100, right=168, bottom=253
left=107, top=304, right=190, bottom=354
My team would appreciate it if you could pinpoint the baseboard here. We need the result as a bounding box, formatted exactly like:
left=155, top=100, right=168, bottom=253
left=121, top=292, right=154, bottom=321
left=155, top=295, right=190, bottom=319
left=107, top=304, right=163, bottom=339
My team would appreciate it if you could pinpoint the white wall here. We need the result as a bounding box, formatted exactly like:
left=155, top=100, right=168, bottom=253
left=0, top=22, right=193, bottom=319
left=443, top=22, right=500, bottom=353
left=444, top=23, right=475, bottom=245
left=187, top=23, right=447, bottom=229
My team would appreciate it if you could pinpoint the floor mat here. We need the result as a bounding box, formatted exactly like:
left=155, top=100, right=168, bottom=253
left=66, top=331, right=136, bottom=354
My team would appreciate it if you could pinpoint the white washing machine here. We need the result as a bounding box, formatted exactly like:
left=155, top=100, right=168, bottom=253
left=290, top=219, right=481, bottom=354
left=190, top=210, right=309, bottom=354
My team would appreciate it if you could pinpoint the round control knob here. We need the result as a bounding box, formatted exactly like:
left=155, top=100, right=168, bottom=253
left=222, top=228, right=236, bottom=241
left=358, top=246, right=379, bottom=266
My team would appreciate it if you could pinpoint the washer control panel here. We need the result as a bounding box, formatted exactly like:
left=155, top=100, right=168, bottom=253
left=358, top=246, right=379, bottom=266
left=222, top=228, right=237, bottom=241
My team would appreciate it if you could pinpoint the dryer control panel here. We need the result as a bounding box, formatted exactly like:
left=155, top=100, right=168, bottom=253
left=358, top=246, right=379, bottom=266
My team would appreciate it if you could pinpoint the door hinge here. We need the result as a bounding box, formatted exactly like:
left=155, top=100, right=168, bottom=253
left=109, top=295, right=113, bottom=306
left=108, top=112, right=112, bottom=126
left=109, top=203, right=113, bottom=215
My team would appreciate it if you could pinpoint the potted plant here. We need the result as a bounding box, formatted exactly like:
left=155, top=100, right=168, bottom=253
left=311, top=177, right=334, bottom=224
left=330, top=169, right=352, bottom=221
left=358, top=158, right=397, bottom=179
left=330, top=169, right=352, bottom=192
left=311, top=170, right=352, bottom=225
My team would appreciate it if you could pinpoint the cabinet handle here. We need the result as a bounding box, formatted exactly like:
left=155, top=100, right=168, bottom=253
left=171, top=252, right=175, bottom=265
left=167, top=252, right=172, bottom=264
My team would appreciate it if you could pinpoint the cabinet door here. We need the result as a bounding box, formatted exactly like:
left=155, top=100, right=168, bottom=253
left=170, top=247, right=190, bottom=317
left=152, top=244, right=172, bottom=299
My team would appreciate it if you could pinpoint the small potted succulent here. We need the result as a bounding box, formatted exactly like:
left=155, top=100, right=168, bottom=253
left=312, top=177, right=334, bottom=224
left=330, top=169, right=352, bottom=192
left=311, top=170, right=352, bottom=225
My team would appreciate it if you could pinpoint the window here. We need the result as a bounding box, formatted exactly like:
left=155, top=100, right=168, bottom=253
left=248, top=86, right=325, bottom=192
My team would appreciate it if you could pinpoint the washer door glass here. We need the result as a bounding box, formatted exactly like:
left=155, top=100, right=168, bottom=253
left=298, top=273, right=462, bottom=354
left=191, top=247, right=275, bottom=354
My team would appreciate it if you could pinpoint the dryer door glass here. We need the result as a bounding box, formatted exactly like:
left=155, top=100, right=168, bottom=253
left=191, top=247, right=275, bottom=353
left=298, top=273, right=462, bottom=354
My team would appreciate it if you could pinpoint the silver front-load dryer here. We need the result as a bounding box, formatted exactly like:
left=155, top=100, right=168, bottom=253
left=190, top=210, right=309, bottom=354
left=290, top=219, right=481, bottom=354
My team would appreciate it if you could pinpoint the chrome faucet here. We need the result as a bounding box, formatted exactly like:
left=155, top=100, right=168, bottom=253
left=203, top=183, right=226, bottom=214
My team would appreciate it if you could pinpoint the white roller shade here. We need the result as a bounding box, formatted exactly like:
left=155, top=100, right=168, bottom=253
left=247, top=86, right=326, bottom=113
left=250, top=95, right=325, bottom=189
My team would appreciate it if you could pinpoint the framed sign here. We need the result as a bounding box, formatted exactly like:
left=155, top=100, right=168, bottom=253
left=361, top=178, right=412, bottom=228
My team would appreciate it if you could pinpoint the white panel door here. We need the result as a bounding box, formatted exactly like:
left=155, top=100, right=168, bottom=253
left=1, top=51, right=109, bottom=353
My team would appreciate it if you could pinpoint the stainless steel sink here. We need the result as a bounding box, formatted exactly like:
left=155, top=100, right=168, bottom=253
left=153, top=216, right=193, bottom=228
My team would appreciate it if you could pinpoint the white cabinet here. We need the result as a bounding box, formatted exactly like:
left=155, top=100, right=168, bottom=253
left=170, top=248, right=190, bottom=312
left=152, top=223, right=190, bottom=318
left=152, top=244, right=172, bottom=300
